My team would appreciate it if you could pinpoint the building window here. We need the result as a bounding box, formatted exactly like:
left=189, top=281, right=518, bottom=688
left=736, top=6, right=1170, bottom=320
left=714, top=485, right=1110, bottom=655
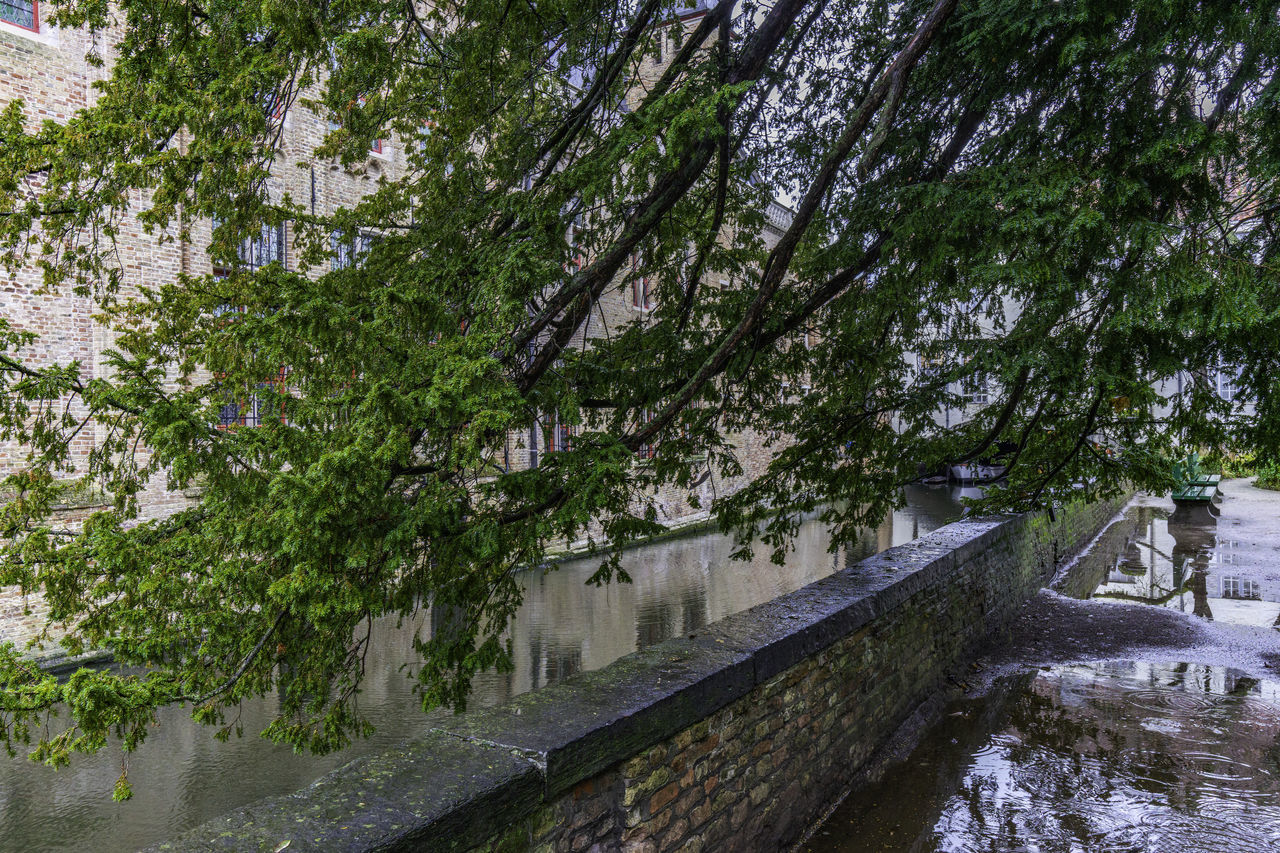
left=1216, top=364, right=1241, bottom=402
left=916, top=354, right=945, bottom=383
left=964, top=373, right=990, bottom=406
left=216, top=368, right=290, bottom=429
left=632, top=276, right=652, bottom=311
left=567, top=212, right=588, bottom=263
left=330, top=230, right=374, bottom=270
left=262, top=89, right=286, bottom=121
left=631, top=254, right=654, bottom=311
left=545, top=418, right=578, bottom=454
left=1, top=0, right=37, bottom=31
left=212, top=220, right=287, bottom=277
left=326, top=97, right=383, bottom=155
left=211, top=219, right=289, bottom=428
left=635, top=409, right=657, bottom=459
left=1221, top=576, right=1260, bottom=600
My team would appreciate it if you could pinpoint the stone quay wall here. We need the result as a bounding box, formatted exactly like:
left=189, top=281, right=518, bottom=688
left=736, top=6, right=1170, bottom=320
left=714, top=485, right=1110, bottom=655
left=151, top=496, right=1127, bottom=853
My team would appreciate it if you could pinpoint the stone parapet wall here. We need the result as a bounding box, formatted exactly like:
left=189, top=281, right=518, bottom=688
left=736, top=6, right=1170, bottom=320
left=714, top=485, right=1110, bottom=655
left=149, top=495, right=1127, bottom=853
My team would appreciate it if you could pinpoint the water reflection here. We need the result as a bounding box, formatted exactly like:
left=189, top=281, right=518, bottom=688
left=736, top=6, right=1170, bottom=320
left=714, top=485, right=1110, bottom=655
left=0, top=486, right=964, bottom=853
left=473, top=484, right=960, bottom=699
left=1091, top=508, right=1278, bottom=628
left=806, top=661, right=1280, bottom=853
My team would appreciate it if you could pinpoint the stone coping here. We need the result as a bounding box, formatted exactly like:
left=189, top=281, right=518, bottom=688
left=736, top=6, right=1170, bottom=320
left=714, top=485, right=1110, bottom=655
left=148, top=513, right=1020, bottom=852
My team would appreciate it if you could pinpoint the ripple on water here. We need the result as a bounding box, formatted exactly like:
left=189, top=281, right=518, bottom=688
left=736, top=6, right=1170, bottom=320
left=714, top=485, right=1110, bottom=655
left=1139, top=818, right=1280, bottom=853
left=804, top=660, right=1280, bottom=853
left=1121, top=687, right=1221, bottom=714
left=1177, top=751, right=1270, bottom=786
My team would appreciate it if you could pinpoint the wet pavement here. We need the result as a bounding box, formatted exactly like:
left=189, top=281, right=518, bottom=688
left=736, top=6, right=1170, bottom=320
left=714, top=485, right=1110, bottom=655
left=805, top=478, right=1280, bottom=853
left=1088, top=482, right=1280, bottom=628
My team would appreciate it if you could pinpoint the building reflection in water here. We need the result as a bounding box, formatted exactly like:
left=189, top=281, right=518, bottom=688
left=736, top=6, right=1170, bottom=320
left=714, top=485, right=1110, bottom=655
left=1091, top=507, right=1277, bottom=628
left=472, top=484, right=964, bottom=705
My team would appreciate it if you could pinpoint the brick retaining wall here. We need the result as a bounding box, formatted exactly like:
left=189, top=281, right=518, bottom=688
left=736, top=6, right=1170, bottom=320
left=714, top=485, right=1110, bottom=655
left=150, top=496, right=1127, bottom=853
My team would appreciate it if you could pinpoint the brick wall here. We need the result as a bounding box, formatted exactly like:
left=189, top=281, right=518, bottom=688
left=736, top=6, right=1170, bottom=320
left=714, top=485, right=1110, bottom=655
left=150, top=494, right=1128, bottom=853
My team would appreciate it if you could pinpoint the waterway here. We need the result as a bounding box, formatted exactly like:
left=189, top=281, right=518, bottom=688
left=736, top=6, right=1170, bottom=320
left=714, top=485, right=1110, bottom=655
left=0, top=486, right=965, bottom=852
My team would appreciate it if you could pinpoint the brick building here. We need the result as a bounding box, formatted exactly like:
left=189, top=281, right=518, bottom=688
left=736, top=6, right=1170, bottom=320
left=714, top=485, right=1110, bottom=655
left=0, top=2, right=788, bottom=540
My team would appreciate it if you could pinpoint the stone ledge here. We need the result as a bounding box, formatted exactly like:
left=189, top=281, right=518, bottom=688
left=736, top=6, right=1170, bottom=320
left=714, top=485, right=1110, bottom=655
left=693, top=516, right=1012, bottom=684
left=145, top=730, right=543, bottom=852
left=433, top=635, right=754, bottom=797
left=430, top=515, right=1017, bottom=797
left=29, top=646, right=113, bottom=675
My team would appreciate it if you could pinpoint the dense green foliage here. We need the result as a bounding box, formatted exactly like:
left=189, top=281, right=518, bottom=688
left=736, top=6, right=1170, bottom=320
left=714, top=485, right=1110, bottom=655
left=1201, top=448, right=1258, bottom=478
left=0, top=0, right=1277, bottom=787
left=1258, top=460, right=1280, bottom=490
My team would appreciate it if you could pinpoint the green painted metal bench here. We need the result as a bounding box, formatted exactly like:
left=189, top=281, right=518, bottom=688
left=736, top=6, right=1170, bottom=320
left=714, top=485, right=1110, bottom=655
left=1171, top=483, right=1220, bottom=521
left=1188, top=473, right=1223, bottom=505
left=1173, top=484, right=1217, bottom=502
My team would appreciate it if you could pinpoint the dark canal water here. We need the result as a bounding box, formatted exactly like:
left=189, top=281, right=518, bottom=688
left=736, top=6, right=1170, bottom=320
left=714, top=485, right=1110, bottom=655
left=1, top=486, right=965, bottom=852
left=805, top=660, right=1280, bottom=853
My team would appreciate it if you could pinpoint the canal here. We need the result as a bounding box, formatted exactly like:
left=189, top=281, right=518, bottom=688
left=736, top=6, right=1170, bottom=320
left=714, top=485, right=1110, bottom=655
left=0, top=486, right=965, bottom=852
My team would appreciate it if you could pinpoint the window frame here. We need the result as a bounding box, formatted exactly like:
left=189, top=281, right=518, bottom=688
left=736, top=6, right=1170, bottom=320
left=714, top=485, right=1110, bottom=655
left=330, top=228, right=376, bottom=271
left=210, top=218, right=291, bottom=430
left=630, top=253, right=654, bottom=311
left=211, top=220, right=287, bottom=278
left=1216, top=364, right=1239, bottom=402
left=0, top=0, right=38, bottom=32
left=963, top=373, right=990, bottom=406
left=216, top=367, right=290, bottom=430
left=1221, top=576, right=1260, bottom=600
left=547, top=419, right=578, bottom=454
left=326, top=95, right=385, bottom=156
left=634, top=409, right=657, bottom=460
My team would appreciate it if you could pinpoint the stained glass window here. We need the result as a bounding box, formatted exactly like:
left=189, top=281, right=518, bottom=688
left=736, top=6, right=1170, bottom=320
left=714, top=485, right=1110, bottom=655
left=0, top=0, right=36, bottom=30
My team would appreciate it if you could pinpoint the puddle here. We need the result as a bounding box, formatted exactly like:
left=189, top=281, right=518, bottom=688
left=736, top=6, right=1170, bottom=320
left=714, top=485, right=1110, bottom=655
left=804, top=660, right=1280, bottom=853
left=1087, top=507, right=1280, bottom=628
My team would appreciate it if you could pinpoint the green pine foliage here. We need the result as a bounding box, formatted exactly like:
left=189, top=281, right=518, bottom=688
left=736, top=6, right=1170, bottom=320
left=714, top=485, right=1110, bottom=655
left=0, top=0, right=1277, bottom=779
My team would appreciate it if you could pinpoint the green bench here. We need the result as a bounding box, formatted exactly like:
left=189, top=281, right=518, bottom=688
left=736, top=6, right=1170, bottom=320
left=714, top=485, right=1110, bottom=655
left=1171, top=483, right=1220, bottom=521
left=1188, top=473, right=1223, bottom=505
left=1168, top=454, right=1223, bottom=522
left=1173, top=484, right=1216, bottom=502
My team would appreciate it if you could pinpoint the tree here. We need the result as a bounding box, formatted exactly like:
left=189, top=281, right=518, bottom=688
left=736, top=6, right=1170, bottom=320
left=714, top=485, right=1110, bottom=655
left=0, top=0, right=1277, bottom=791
